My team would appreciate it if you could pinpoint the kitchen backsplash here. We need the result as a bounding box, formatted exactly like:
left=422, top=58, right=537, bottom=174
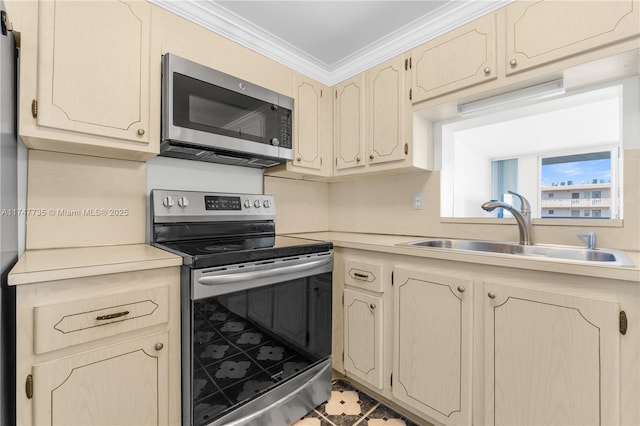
left=268, top=149, right=640, bottom=252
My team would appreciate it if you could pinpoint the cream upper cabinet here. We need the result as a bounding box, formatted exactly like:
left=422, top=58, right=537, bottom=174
left=483, top=281, right=621, bottom=426
left=271, top=75, right=332, bottom=177
left=368, top=55, right=409, bottom=166
left=393, top=267, right=473, bottom=425
left=505, top=0, right=640, bottom=75
left=343, top=288, right=384, bottom=389
left=334, top=73, right=367, bottom=171
left=32, top=333, right=169, bottom=426
left=411, top=13, right=497, bottom=103
left=17, top=0, right=160, bottom=161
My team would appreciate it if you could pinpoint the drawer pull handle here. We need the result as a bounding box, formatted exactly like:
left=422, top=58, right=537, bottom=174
left=96, top=311, right=130, bottom=321
left=353, top=272, right=370, bottom=280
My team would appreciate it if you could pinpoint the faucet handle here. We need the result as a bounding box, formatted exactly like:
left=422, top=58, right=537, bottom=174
left=507, top=190, right=530, bottom=213
left=578, top=232, right=597, bottom=250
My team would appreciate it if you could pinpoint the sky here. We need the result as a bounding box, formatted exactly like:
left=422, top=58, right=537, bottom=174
left=541, top=158, right=611, bottom=186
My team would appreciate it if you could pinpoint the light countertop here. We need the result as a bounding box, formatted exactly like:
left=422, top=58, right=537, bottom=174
left=288, top=232, right=640, bottom=283
left=8, top=244, right=183, bottom=286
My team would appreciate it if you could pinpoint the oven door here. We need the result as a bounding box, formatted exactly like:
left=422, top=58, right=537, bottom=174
left=184, top=252, right=333, bottom=426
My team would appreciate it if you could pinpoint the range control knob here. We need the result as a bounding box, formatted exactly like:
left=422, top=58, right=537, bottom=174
left=263, top=200, right=271, bottom=208
left=162, top=197, right=175, bottom=208
left=177, top=196, right=190, bottom=208
left=254, top=200, right=262, bottom=208
left=244, top=199, right=252, bottom=209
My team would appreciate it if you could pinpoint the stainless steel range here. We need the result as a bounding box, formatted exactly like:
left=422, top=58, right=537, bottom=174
left=150, top=190, right=333, bottom=426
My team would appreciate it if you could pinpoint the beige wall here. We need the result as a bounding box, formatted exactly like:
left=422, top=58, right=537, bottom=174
left=26, top=151, right=147, bottom=250
left=328, top=149, right=640, bottom=252
left=264, top=176, right=330, bottom=235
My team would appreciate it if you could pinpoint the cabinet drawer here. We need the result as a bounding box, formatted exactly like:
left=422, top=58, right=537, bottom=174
left=33, top=285, right=169, bottom=354
left=344, top=259, right=384, bottom=292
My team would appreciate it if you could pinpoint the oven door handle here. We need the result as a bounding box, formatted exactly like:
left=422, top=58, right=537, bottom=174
left=197, top=256, right=332, bottom=286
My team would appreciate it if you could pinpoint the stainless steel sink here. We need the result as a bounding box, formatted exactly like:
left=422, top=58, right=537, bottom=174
left=396, top=239, right=634, bottom=266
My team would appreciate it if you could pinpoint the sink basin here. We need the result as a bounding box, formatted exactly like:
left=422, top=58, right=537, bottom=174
left=396, top=239, right=634, bottom=266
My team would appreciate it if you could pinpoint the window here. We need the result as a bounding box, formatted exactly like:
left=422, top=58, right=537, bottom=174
left=593, top=210, right=602, bottom=218
left=572, top=210, right=580, bottom=217
left=548, top=209, right=555, bottom=215
left=539, top=151, right=614, bottom=218
left=435, top=76, right=637, bottom=220
left=584, top=210, right=590, bottom=217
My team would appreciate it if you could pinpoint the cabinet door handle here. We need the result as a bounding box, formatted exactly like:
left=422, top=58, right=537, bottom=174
left=457, top=286, right=465, bottom=293
left=155, top=343, right=164, bottom=351
left=509, top=59, right=517, bottom=67
left=488, top=291, right=497, bottom=299
left=484, top=67, right=491, bottom=74
left=369, top=154, right=374, bottom=160
left=96, top=311, right=130, bottom=321
left=137, top=128, right=145, bottom=136
left=353, top=272, right=370, bottom=280
left=296, top=157, right=302, bottom=162
left=356, top=157, right=361, bottom=163
left=369, top=303, right=376, bottom=310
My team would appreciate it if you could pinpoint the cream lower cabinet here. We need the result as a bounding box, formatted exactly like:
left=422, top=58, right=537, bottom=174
left=16, top=0, right=160, bottom=160
left=15, top=267, right=181, bottom=425
left=344, top=288, right=384, bottom=389
left=392, top=267, right=473, bottom=426
left=483, top=281, right=621, bottom=426
left=505, top=0, right=640, bottom=75
left=32, top=333, right=169, bottom=425
left=342, top=257, right=389, bottom=391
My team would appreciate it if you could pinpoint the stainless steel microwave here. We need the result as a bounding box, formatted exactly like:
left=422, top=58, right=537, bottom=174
left=161, top=53, right=293, bottom=168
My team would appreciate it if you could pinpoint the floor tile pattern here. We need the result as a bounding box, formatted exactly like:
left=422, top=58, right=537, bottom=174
left=191, top=300, right=314, bottom=426
left=292, top=380, right=419, bottom=426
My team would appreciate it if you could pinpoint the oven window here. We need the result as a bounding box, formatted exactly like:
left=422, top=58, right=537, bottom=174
left=190, top=273, right=332, bottom=425
left=173, top=73, right=280, bottom=145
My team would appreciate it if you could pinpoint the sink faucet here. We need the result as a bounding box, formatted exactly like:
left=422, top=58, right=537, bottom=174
left=481, top=190, right=533, bottom=245
left=578, top=232, right=597, bottom=250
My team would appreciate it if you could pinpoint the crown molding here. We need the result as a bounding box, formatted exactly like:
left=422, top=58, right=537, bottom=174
left=150, top=0, right=513, bottom=86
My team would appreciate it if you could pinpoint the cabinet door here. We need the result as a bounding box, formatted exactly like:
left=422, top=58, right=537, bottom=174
left=368, top=56, right=408, bottom=165
left=308, top=275, right=333, bottom=357
left=392, top=268, right=472, bottom=425
left=247, top=286, right=273, bottom=329
left=32, top=332, right=169, bottom=426
left=37, top=0, right=153, bottom=144
left=292, top=75, right=332, bottom=175
left=411, top=13, right=497, bottom=103
left=343, top=289, right=383, bottom=389
left=273, top=280, right=308, bottom=348
left=334, top=73, right=366, bottom=171
left=483, top=282, right=620, bottom=426
left=505, top=0, right=640, bottom=75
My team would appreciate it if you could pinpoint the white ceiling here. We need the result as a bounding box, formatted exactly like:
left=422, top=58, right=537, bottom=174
left=150, top=0, right=511, bottom=86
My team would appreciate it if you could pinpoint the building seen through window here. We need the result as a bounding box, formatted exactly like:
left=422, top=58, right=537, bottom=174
left=540, top=151, right=612, bottom=218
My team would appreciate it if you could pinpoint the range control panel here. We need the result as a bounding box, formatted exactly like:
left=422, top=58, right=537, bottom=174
left=152, top=190, right=275, bottom=223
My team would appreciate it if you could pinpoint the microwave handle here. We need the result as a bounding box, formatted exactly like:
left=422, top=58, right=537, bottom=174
left=197, top=257, right=332, bottom=286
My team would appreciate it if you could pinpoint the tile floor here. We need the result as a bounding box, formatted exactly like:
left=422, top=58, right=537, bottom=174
left=292, top=380, right=419, bottom=426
